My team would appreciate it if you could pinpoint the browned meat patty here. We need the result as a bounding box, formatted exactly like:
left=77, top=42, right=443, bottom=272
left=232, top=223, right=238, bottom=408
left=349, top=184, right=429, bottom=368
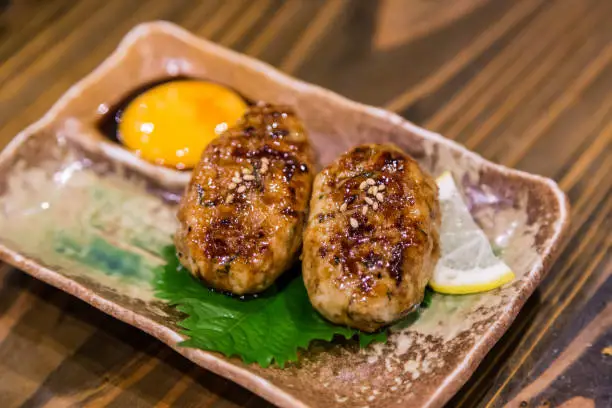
left=175, top=103, right=314, bottom=294
left=302, top=144, right=440, bottom=332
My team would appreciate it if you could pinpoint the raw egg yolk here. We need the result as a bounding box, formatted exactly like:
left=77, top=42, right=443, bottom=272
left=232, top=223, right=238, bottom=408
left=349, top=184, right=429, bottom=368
left=119, top=80, right=247, bottom=169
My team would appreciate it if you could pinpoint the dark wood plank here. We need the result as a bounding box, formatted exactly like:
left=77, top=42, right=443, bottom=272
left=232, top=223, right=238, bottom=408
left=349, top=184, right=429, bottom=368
left=0, top=1, right=610, bottom=407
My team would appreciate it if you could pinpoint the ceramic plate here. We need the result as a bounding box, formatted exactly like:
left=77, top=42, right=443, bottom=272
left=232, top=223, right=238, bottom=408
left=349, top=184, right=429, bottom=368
left=0, top=22, right=569, bottom=408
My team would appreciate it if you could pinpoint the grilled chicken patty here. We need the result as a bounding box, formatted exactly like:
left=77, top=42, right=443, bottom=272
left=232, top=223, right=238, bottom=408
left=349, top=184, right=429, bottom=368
left=175, top=103, right=314, bottom=294
left=302, top=144, right=440, bottom=332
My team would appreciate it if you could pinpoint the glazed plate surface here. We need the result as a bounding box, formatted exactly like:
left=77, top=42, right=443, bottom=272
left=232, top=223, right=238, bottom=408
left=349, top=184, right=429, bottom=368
left=0, top=22, right=569, bottom=408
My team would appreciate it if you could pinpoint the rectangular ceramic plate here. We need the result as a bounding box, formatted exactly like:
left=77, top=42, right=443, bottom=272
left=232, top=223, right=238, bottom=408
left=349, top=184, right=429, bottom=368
left=0, top=22, right=569, bottom=408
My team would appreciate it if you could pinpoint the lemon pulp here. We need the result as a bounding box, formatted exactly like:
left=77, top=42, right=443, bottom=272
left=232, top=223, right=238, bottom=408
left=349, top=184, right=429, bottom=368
left=119, top=80, right=248, bottom=169
left=430, top=172, right=515, bottom=295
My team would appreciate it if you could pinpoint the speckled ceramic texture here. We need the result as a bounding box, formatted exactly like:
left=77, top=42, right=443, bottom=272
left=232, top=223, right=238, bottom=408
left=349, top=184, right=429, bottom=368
left=0, top=22, right=569, bottom=408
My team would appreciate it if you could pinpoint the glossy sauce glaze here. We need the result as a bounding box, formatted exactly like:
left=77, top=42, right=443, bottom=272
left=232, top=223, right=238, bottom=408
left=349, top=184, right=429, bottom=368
left=303, top=144, right=440, bottom=332
left=174, top=103, right=314, bottom=294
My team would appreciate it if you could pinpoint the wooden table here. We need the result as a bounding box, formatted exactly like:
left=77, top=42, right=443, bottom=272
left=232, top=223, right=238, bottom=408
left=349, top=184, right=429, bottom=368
left=0, top=1, right=610, bottom=407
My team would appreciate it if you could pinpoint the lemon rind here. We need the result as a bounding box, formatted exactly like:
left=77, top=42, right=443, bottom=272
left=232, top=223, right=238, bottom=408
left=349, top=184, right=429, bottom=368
left=429, top=269, right=515, bottom=294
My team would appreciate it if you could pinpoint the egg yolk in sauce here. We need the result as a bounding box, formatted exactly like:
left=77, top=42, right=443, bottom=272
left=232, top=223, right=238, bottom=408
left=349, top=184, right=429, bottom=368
left=119, top=81, right=248, bottom=170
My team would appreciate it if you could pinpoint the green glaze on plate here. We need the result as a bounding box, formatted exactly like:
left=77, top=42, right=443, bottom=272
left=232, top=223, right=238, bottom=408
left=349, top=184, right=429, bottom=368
left=0, top=135, right=176, bottom=302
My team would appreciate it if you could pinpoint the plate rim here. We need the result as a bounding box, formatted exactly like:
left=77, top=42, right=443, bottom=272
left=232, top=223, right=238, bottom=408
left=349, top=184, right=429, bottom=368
left=0, top=21, right=571, bottom=408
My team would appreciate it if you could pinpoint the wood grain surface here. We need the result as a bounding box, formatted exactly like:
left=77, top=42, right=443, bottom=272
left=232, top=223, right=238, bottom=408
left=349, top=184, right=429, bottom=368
left=0, top=1, right=610, bottom=407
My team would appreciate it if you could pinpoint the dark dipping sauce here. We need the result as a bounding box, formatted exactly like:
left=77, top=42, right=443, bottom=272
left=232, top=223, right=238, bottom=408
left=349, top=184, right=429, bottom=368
left=96, top=77, right=252, bottom=154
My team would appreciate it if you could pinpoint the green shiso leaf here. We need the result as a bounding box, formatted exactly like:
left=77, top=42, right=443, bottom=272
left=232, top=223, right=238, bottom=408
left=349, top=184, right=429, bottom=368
left=154, top=246, right=388, bottom=368
left=421, top=287, right=434, bottom=309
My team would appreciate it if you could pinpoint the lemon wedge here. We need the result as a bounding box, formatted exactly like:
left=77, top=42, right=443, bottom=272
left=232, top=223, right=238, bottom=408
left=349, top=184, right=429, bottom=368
left=430, top=172, right=515, bottom=294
